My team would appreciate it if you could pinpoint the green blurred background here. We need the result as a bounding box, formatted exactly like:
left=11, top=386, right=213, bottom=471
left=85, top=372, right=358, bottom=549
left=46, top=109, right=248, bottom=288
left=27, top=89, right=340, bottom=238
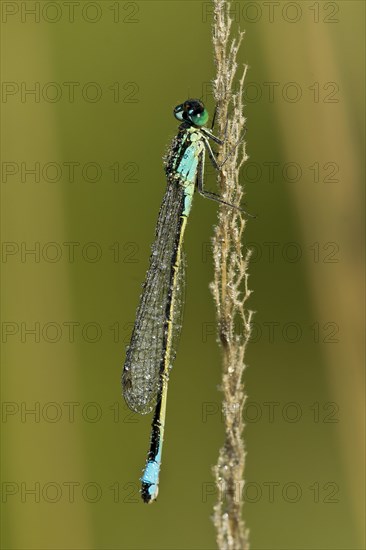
left=1, top=1, right=364, bottom=549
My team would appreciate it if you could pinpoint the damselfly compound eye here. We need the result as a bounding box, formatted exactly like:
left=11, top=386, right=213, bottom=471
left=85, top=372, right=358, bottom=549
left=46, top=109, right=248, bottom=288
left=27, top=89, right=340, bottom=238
left=173, top=103, right=185, bottom=121
left=184, top=99, right=209, bottom=126
left=189, top=109, right=209, bottom=127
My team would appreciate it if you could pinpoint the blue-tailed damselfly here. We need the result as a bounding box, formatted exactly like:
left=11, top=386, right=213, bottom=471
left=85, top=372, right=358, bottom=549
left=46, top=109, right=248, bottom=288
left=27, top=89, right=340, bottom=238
left=122, top=99, right=250, bottom=503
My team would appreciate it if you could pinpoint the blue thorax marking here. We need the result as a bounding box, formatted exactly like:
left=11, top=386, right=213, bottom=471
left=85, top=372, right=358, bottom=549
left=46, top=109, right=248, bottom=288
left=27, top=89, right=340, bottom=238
left=175, top=129, right=204, bottom=216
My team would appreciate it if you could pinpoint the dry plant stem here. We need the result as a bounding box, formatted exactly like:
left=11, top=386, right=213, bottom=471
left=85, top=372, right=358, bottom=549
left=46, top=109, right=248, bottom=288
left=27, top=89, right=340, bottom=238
left=210, top=1, right=253, bottom=549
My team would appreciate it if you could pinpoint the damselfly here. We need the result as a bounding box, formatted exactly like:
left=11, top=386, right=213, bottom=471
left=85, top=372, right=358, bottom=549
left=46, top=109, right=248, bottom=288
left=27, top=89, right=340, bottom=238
left=122, top=99, right=249, bottom=503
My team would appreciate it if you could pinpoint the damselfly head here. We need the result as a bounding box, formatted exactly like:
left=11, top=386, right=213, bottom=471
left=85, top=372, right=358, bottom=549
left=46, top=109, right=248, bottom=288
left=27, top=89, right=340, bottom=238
left=173, top=99, right=209, bottom=127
